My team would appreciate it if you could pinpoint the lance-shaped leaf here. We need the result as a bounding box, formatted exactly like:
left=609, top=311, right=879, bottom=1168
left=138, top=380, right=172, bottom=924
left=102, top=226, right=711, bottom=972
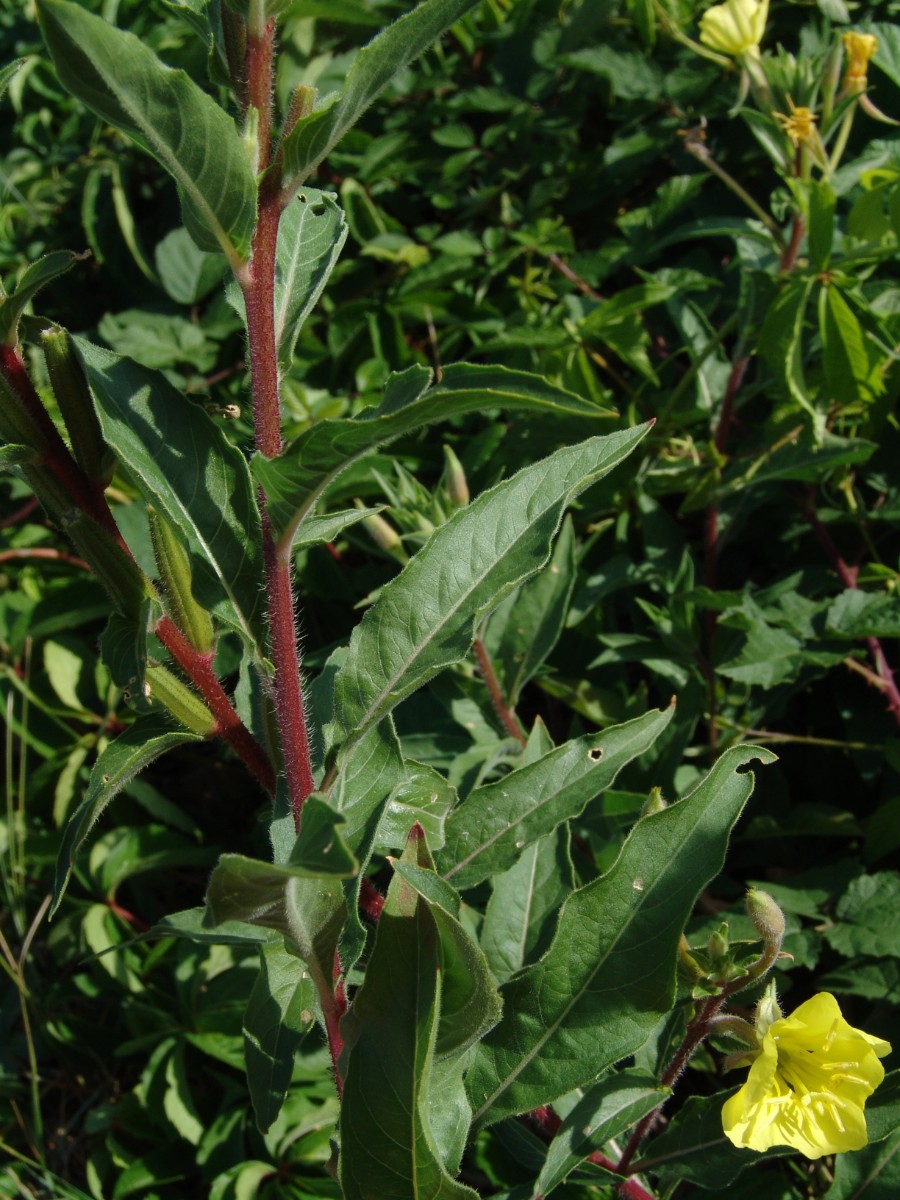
left=205, top=855, right=346, bottom=1021
left=253, top=363, right=613, bottom=548
left=339, top=829, right=498, bottom=1199
left=281, top=0, right=482, bottom=190
left=483, top=513, right=577, bottom=706
left=438, top=703, right=675, bottom=890
left=0, top=250, right=86, bottom=347
left=243, top=939, right=316, bottom=1133
left=37, top=0, right=256, bottom=266
left=466, top=745, right=777, bottom=1127
left=480, top=827, right=573, bottom=985
left=74, top=339, right=266, bottom=654
left=227, top=188, right=347, bottom=374
left=53, top=715, right=202, bottom=914
left=534, top=1070, right=667, bottom=1198
left=325, top=424, right=650, bottom=760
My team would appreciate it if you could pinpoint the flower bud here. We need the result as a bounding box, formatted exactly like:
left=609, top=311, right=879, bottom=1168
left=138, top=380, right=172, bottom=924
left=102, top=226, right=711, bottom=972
left=707, top=923, right=730, bottom=961
left=442, top=445, right=469, bottom=508
left=641, top=785, right=667, bottom=817
left=145, top=663, right=217, bottom=736
left=41, top=327, right=110, bottom=484
left=149, top=508, right=215, bottom=655
left=699, top=0, right=768, bottom=59
left=843, top=31, right=878, bottom=92
left=754, top=978, right=783, bottom=1040
left=746, top=887, right=786, bottom=945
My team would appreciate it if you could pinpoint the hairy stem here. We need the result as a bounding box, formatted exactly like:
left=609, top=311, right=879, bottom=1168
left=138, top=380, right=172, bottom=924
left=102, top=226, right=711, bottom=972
left=805, top=494, right=900, bottom=729
left=241, top=32, right=316, bottom=829
left=474, top=638, right=527, bottom=746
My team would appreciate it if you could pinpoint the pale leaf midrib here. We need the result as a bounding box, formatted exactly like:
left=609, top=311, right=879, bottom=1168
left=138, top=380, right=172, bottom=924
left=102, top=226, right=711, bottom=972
left=470, top=777, right=747, bottom=1123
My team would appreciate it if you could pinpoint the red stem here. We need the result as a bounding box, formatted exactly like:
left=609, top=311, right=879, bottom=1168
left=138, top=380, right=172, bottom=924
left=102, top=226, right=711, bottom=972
left=615, top=993, right=728, bottom=1178
left=156, top=616, right=276, bottom=792
left=0, top=496, right=39, bottom=529
left=241, top=32, right=316, bottom=829
left=1, top=345, right=116, bottom=536
left=527, top=1107, right=656, bottom=1200
left=1, top=347, right=273, bottom=791
left=474, top=638, right=526, bottom=746
left=359, top=876, right=385, bottom=921
left=779, top=214, right=806, bottom=274
left=805, top=495, right=900, bottom=729
left=0, top=547, right=90, bottom=570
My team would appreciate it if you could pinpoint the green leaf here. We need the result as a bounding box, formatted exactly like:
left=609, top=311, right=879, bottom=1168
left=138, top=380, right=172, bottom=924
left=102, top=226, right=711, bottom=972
left=52, top=715, right=202, bottom=914
left=535, top=1070, right=666, bottom=1197
left=820, top=286, right=884, bottom=406
left=0, top=443, right=38, bottom=468
left=825, top=1127, right=900, bottom=1200
left=74, top=339, right=266, bottom=653
left=826, top=590, right=900, bottom=639
left=636, top=1088, right=787, bottom=1187
left=808, top=179, right=836, bottom=271
left=281, top=0, right=482, bottom=190
left=154, top=226, right=228, bottom=305
left=325, top=424, right=651, bottom=762
left=243, top=939, right=315, bottom=1133
left=825, top=873, right=900, bottom=959
left=480, top=826, right=573, bottom=984
left=483, top=513, right=577, bottom=705
left=37, top=0, right=256, bottom=266
left=0, top=250, right=85, bottom=347
left=339, top=829, right=495, bottom=1200
left=438, top=704, right=675, bottom=890
left=758, top=279, right=817, bottom=422
left=722, top=431, right=876, bottom=493
left=466, top=745, right=777, bottom=1126
left=254, top=362, right=612, bottom=548
left=275, top=190, right=347, bottom=373
left=288, top=795, right=359, bottom=876
left=207, top=855, right=344, bottom=975
left=0, top=57, right=26, bottom=102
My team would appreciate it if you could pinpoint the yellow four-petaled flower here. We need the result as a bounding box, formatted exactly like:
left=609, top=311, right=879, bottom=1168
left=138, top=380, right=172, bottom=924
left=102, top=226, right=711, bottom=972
left=699, top=0, right=769, bottom=58
left=723, top=992, right=891, bottom=1159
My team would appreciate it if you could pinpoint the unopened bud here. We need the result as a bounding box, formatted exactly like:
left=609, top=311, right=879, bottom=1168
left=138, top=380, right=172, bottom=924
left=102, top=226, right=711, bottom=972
left=678, top=934, right=705, bottom=981
left=754, top=978, right=783, bottom=1039
left=745, top=887, right=787, bottom=982
left=41, top=327, right=110, bottom=484
left=707, top=923, right=730, bottom=961
left=145, top=664, right=217, bottom=736
left=641, top=785, right=667, bottom=817
left=442, top=445, right=469, bottom=508
left=285, top=83, right=317, bottom=136
left=149, top=508, right=215, bottom=655
left=356, top=500, right=407, bottom=562
left=746, top=887, right=786, bottom=945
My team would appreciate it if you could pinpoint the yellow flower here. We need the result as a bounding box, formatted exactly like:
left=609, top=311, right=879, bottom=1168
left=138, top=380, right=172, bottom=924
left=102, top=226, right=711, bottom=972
left=843, top=32, right=878, bottom=90
left=699, top=0, right=768, bottom=58
left=722, top=992, right=891, bottom=1159
left=773, top=97, right=818, bottom=148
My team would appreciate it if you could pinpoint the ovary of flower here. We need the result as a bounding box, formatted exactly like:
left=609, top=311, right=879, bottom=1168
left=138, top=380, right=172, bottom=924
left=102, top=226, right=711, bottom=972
left=699, top=0, right=769, bottom=58
left=843, top=31, right=878, bottom=90
left=722, top=992, right=891, bottom=1159
left=773, top=97, right=818, bottom=148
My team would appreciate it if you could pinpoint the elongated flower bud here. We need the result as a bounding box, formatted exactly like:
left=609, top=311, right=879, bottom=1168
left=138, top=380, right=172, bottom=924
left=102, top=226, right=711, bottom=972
left=145, top=663, right=217, bottom=735
left=148, top=508, right=215, bottom=655
left=41, top=327, right=111, bottom=484
left=442, top=445, right=469, bottom=508
left=62, top=511, right=151, bottom=618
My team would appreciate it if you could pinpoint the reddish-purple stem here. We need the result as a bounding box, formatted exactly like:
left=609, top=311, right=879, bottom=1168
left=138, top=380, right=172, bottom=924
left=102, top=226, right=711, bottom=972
left=806, top=496, right=900, bottom=728
left=474, top=638, right=526, bottom=746
left=527, top=1107, right=657, bottom=1200
left=0, top=495, right=39, bottom=529
left=779, top=214, right=806, bottom=274
left=1, top=346, right=274, bottom=791
left=156, top=616, right=276, bottom=792
left=241, top=25, right=316, bottom=831
left=0, top=546, right=90, bottom=570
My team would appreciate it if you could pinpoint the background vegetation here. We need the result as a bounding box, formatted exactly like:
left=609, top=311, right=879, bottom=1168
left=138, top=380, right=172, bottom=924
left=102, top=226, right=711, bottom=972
left=1, top=0, right=899, bottom=1196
